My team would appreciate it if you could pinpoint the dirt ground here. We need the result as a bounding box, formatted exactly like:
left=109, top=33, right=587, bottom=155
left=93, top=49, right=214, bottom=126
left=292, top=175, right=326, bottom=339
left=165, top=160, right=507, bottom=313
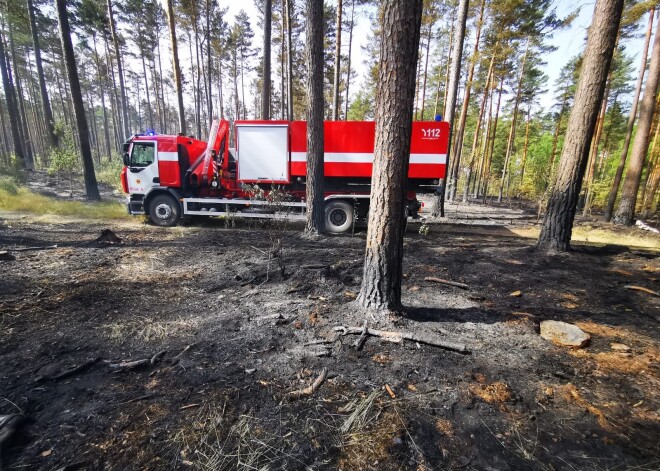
left=1, top=203, right=659, bottom=470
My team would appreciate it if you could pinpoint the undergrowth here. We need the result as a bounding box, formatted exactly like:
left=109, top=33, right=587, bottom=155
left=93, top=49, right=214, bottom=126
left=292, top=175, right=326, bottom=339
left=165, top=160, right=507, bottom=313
left=0, top=186, right=129, bottom=219
left=96, top=157, right=124, bottom=192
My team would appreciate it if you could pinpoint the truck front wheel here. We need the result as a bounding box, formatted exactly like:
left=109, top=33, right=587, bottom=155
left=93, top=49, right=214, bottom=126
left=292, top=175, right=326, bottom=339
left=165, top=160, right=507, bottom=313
left=148, top=194, right=181, bottom=227
left=325, top=200, right=354, bottom=234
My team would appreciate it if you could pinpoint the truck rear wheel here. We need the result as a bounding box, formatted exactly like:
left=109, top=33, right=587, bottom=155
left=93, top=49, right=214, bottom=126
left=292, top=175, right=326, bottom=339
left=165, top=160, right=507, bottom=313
left=325, top=200, right=354, bottom=234
left=148, top=194, right=181, bottom=227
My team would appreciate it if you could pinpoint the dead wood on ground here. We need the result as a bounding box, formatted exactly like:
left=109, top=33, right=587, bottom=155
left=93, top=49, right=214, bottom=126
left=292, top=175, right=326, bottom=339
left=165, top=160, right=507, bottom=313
left=334, top=326, right=470, bottom=353
left=424, top=276, right=469, bottom=290
left=285, top=367, right=328, bottom=401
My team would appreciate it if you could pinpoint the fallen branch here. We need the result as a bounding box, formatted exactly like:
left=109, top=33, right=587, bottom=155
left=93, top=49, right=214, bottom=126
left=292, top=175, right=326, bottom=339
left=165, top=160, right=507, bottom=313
left=5, top=244, right=58, bottom=252
left=107, top=358, right=152, bottom=370
left=334, top=326, right=470, bottom=354
left=167, top=345, right=192, bottom=365
left=624, top=285, right=659, bottom=297
left=119, top=394, right=156, bottom=405
left=424, top=277, right=469, bottom=290
left=285, top=367, right=328, bottom=401
left=36, top=357, right=102, bottom=382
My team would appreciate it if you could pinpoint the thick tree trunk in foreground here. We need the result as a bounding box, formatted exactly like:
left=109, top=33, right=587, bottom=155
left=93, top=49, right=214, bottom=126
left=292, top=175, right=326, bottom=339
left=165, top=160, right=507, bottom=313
left=604, top=8, right=654, bottom=221
left=56, top=0, right=100, bottom=200
left=357, top=0, right=423, bottom=314
left=304, top=0, right=325, bottom=236
left=166, top=0, right=186, bottom=135
left=613, top=18, right=660, bottom=225
left=537, top=0, right=623, bottom=251
left=285, top=0, right=294, bottom=120
left=262, top=0, right=272, bottom=120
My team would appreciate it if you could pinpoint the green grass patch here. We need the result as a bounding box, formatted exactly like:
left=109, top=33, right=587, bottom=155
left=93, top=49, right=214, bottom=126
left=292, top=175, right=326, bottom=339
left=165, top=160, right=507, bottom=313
left=0, top=186, right=129, bottom=220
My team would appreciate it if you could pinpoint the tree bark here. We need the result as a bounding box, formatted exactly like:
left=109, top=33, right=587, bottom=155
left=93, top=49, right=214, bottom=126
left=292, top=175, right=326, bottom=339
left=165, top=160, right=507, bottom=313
left=344, top=0, right=356, bottom=120
left=419, top=21, right=432, bottom=121
left=613, top=15, right=660, bottom=225
left=537, top=0, right=623, bottom=251
left=262, top=0, right=272, bottom=120
left=56, top=0, right=100, bottom=200
left=332, top=0, right=342, bottom=120
left=498, top=39, right=529, bottom=203
left=28, top=0, right=58, bottom=150
left=604, top=8, right=655, bottom=221
left=166, top=0, right=186, bottom=134
left=304, top=0, right=325, bottom=236
left=357, top=0, right=423, bottom=314
left=285, top=0, right=294, bottom=120
left=107, top=0, right=130, bottom=141
left=435, top=0, right=468, bottom=216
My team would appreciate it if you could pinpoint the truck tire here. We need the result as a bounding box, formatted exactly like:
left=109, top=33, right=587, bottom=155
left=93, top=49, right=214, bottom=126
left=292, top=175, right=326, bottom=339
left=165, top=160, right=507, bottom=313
left=325, top=200, right=354, bottom=234
left=148, top=193, right=181, bottom=227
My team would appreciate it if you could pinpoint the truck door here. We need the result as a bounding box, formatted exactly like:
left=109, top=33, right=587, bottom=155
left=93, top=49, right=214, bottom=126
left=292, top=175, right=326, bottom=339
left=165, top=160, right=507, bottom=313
left=126, top=141, right=159, bottom=195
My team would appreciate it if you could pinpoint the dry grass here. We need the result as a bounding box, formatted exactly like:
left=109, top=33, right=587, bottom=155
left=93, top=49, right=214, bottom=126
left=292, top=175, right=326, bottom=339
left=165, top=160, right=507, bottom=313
left=338, top=390, right=402, bottom=470
left=469, top=381, right=512, bottom=404
left=172, top=404, right=303, bottom=470
left=0, top=187, right=129, bottom=219
left=511, top=225, right=660, bottom=250
left=101, top=316, right=199, bottom=343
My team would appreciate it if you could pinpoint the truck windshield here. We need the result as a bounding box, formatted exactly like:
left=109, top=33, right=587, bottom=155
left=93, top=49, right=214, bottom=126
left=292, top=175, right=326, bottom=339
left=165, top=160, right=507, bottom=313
left=130, top=142, right=155, bottom=167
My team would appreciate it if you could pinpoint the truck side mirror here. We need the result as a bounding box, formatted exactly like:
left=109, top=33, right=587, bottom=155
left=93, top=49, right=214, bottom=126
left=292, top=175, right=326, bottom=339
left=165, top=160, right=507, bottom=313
left=123, top=152, right=130, bottom=167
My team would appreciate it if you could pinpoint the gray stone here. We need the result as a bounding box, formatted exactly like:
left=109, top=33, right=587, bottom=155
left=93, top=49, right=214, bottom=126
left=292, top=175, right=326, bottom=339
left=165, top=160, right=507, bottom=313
left=610, top=343, right=631, bottom=353
left=540, top=320, right=590, bottom=348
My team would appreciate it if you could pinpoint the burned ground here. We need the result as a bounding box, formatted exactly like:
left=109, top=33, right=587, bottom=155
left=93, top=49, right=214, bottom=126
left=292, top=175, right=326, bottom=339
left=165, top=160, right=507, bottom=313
left=0, top=213, right=659, bottom=471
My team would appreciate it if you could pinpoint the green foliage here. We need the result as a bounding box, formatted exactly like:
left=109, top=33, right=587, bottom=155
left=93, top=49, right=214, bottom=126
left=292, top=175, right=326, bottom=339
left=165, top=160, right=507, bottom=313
left=96, top=157, right=124, bottom=192
left=0, top=155, right=26, bottom=184
left=0, top=176, right=19, bottom=195
left=347, top=91, right=374, bottom=121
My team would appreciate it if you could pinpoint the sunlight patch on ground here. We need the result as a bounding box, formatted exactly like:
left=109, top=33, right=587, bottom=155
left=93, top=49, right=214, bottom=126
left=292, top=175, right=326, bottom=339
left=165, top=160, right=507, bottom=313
left=510, top=225, right=660, bottom=250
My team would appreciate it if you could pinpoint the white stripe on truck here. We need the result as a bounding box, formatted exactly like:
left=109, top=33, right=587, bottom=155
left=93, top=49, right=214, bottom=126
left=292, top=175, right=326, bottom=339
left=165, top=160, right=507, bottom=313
left=290, top=152, right=446, bottom=164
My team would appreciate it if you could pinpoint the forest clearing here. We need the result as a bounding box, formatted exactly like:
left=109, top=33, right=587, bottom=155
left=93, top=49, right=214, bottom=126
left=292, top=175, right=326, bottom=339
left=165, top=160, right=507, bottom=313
left=1, top=178, right=659, bottom=469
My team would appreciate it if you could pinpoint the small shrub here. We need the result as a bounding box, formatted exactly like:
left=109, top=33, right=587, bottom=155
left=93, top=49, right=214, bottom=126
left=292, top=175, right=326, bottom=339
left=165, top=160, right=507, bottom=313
left=48, top=137, right=80, bottom=197
left=97, top=156, right=124, bottom=192
left=0, top=176, right=18, bottom=195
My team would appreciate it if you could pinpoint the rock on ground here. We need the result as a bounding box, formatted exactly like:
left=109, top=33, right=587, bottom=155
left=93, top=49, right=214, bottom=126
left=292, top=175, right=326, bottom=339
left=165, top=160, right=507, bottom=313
left=540, top=320, right=591, bottom=348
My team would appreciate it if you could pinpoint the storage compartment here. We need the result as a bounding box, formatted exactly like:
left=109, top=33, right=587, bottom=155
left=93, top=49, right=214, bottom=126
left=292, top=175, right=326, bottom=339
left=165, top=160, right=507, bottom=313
left=236, top=124, right=289, bottom=183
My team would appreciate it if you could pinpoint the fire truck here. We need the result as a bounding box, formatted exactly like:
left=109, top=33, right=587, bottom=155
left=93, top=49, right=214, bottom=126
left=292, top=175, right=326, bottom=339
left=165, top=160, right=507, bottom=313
left=120, top=119, right=448, bottom=233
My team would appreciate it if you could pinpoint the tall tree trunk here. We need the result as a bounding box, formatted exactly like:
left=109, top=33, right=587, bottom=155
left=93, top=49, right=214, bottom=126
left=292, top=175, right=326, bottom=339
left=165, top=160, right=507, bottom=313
left=206, top=0, right=213, bottom=123
left=474, top=79, right=495, bottom=198
left=419, top=21, right=432, bottom=121
left=104, top=34, right=121, bottom=150
left=92, top=35, right=111, bottom=159
left=140, top=53, right=154, bottom=130
left=285, top=0, right=293, bottom=120
left=7, top=27, right=33, bottom=169
left=613, top=18, right=660, bottom=225
left=519, top=107, right=531, bottom=187
left=344, top=0, right=355, bottom=120
left=166, top=0, right=186, bottom=134
left=482, top=78, right=503, bottom=201
left=107, top=0, right=130, bottom=140
left=304, top=0, right=325, bottom=236
left=604, top=8, right=655, bottom=221
left=582, top=67, right=613, bottom=216
left=537, top=0, right=623, bottom=251
left=450, top=0, right=486, bottom=195
left=262, top=0, right=272, bottom=119
left=28, top=0, right=58, bottom=149
left=498, top=39, right=529, bottom=202
left=56, top=0, right=100, bottom=200
left=357, top=0, right=423, bottom=314
left=463, top=60, right=493, bottom=202
left=332, top=0, right=342, bottom=120
left=434, top=0, right=468, bottom=217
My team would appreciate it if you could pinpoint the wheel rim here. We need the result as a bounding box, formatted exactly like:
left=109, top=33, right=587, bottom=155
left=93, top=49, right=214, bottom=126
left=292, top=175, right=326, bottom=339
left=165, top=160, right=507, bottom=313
left=155, top=203, right=173, bottom=220
left=329, top=208, right=347, bottom=227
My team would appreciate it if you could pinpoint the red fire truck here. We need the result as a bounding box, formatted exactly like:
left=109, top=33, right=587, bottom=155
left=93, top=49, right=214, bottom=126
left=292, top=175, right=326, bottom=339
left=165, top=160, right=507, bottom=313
left=120, top=119, right=448, bottom=233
